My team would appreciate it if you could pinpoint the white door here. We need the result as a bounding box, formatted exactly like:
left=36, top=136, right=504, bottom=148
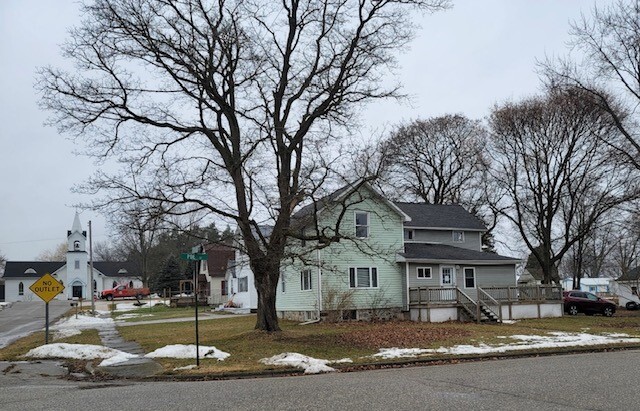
left=441, top=266, right=455, bottom=286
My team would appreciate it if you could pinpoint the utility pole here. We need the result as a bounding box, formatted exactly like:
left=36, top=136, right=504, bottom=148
left=89, top=220, right=96, bottom=315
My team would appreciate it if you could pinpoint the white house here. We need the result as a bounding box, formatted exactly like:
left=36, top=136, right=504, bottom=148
left=561, top=277, right=614, bottom=295
left=2, top=213, right=142, bottom=302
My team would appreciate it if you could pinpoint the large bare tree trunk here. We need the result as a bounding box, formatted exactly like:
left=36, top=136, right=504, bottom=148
left=254, top=272, right=280, bottom=332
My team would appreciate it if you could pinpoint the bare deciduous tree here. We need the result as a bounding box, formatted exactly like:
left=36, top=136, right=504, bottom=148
left=36, top=242, right=67, bottom=261
left=380, top=115, right=496, bottom=249
left=541, top=0, right=640, bottom=170
left=489, top=86, right=636, bottom=285
left=37, top=0, right=450, bottom=331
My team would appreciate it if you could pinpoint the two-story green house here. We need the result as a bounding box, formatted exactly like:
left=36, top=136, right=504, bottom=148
left=275, top=182, right=562, bottom=322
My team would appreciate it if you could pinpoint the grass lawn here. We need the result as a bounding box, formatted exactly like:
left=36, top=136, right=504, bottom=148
left=111, top=304, right=211, bottom=322
left=3, top=308, right=640, bottom=376
left=116, top=311, right=640, bottom=375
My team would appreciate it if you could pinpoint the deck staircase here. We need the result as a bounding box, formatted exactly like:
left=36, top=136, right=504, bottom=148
left=457, top=288, right=501, bottom=323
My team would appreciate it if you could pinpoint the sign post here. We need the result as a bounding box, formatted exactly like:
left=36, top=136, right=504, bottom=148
left=29, top=273, right=65, bottom=344
left=180, top=252, right=208, bottom=366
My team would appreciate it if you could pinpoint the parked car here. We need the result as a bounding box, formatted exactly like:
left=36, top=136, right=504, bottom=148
left=563, top=291, right=616, bottom=317
left=101, top=284, right=150, bottom=301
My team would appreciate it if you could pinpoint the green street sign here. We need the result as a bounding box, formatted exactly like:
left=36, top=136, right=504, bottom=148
left=180, top=252, right=208, bottom=261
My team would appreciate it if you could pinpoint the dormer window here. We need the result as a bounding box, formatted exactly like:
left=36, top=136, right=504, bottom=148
left=452, top=231, right=464, bottom=243
left=74, top=240, right=80, bottom=250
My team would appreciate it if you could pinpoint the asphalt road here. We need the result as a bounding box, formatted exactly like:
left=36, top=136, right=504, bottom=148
left=0, top=301, right=71, bottom=348
left=1, top=349, right=638, bottom=410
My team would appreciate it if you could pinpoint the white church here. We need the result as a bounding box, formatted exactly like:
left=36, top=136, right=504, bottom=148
left=2, top=213, right=142, bottom=302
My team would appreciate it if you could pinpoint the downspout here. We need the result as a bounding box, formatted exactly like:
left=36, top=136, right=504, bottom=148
left=405, top=261, right=410, bottom=312
left=317, top=248, right=322, bottom=320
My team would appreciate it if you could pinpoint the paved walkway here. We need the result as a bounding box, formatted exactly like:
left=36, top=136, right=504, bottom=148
left=95, top=312, right=163, bottom=378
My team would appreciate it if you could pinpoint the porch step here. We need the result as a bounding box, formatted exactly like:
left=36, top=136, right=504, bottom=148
left=460, top=304, right=500, bottom=323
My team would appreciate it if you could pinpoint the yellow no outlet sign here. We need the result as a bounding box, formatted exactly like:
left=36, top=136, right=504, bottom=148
left=29, top=273, right=65, bottom=303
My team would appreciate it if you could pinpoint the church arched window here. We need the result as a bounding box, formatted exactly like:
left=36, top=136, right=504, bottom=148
left=129, top=280, right=134, bottom=288
left=18, top=282, right=24, bottom=295
left=112, top=281, right=117, bottom=288
left=74, top=240, right=80, bottom=250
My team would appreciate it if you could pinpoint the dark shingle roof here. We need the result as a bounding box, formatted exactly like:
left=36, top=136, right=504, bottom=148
left=203, top=244, right=235, bottom=278
left=92, top=261, right=140, bottom=277
left=292, top=185, right=351, bottom=223
left=2, top=261, right=66, bottom=278
left=400, top=243, right=519, bottom=263
left=617, top=267, right=640, bottom=281
left=2, top=261, right=139, bottom=278
left=394, top=203, right=486, bottom=230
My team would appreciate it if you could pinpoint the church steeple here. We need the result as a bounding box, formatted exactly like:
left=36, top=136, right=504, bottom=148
left=71, top=212, right=83, bottom=234
left=67, top=212, right=87, bottom=252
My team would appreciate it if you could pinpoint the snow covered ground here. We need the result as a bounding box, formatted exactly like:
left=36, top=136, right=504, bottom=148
left=50, top=313, right=115, bottom=339
left=372, top=332, right=640, bottom=359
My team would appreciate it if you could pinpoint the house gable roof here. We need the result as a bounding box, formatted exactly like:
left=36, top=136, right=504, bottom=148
left=617, top=267, right=640, bottom=282
left=203, top=243, right=235, bottom=278
left=399, top=243, right=519, bottom=264
left=394, top=203, right=486, bottom=231
left=293, top=181, right=411, bottom=226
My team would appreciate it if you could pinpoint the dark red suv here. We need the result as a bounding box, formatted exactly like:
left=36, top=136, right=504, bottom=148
left=563, top=291, right=616, bottom=317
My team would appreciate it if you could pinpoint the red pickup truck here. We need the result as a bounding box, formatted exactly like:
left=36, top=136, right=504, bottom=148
left=101, top=284, right=151, bottom=301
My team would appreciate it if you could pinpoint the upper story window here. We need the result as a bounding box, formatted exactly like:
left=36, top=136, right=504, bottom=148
left=18, top=282, right=24, bottom=295
left=452, top=231, right=464, bottom=243
left=238, top=277, right=248, bottom=293
left=355, top=212, right=369, bottom=238
left=74, top=260, right=80, bottom=269
left=404, top=229, right=414, bottom=240
left=74, top=240, right=80, bottom=250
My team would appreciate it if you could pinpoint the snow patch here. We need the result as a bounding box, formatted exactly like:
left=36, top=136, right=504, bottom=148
left=24, top=343, right=130, bottom=362
left=370, top=332, right=640, bottom=359
left=173, top=364, right=198, bottom=371
left=260, top=352, right=337, bottom=374
left=372, top=348, right=433, bottom=359
left=51, top=314, right=115, bottom=339
left=98, top=352, right=139, bottom=367
left=145, top=344, right=230, bottom=361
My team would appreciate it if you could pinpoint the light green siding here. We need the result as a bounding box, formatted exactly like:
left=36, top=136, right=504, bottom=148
left=277, top=187, right=405, bottom=313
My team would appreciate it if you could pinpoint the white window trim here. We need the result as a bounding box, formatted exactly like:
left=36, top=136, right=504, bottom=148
left=354, top=211, right=370, bottom=239
left=440, top=266, right=455, bottom=286
left=349, top=267, right=379, bottom=288
left=463, top=267, right=476, bottom=289
left=281, top=275, right=286, bottom=293
left=416, top=266, right=432, bottom=279
left=301, top=269, right=313, bottom=291
left=238, top=276, right=249, bottom=293
left=452, top=231, right=464, bottom=243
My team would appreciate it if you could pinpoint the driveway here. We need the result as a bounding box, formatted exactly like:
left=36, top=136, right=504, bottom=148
left=0, top=301, right=71, bottom=348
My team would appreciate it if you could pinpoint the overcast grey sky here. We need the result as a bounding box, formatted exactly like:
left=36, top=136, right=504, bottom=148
left=0, top=0, right=611, bottom=261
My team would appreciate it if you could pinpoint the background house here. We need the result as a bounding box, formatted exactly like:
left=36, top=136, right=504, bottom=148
left=2, top=214, right=141, bottom=302
left=197, top=243, right=235, bottom=306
